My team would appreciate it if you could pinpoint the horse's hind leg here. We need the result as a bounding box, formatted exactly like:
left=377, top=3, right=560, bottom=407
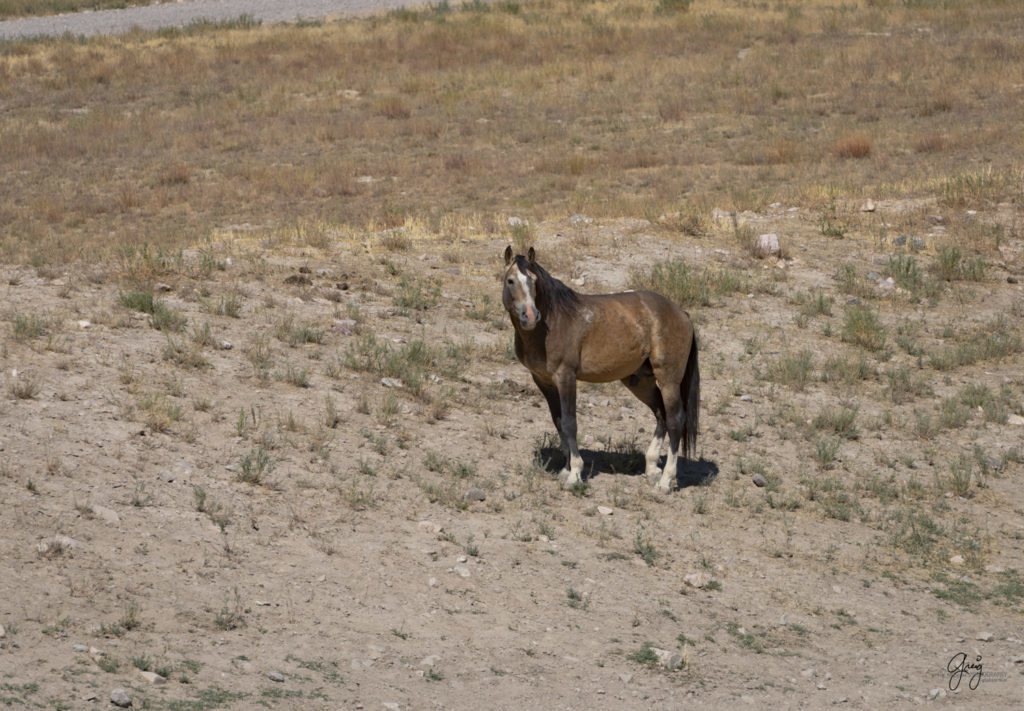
left=655, top=381, right=684, bottom=493
left=621, top=368, right=667, bottom=480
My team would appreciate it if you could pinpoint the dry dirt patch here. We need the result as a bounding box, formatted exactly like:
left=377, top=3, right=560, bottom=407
left=1, top=207, right=1023, bottom=709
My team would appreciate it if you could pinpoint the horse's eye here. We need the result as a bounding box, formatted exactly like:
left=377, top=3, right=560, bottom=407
left=507, top=278, right=515, bottom=285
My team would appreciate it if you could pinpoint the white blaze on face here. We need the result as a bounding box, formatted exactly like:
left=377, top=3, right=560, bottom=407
left=517, top=268, right=539, bottom=328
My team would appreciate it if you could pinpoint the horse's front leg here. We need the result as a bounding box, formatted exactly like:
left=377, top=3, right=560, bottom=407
left=555, top=369, right=584, bottom=487
left=532, top=375, right=571, bottom=467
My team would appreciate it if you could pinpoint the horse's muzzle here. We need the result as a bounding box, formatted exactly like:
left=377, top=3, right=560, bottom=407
left=518, top=304, right=540, bottom=330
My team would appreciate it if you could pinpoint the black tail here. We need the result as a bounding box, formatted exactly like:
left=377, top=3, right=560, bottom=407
left=680, top=329, right=700, bottom=459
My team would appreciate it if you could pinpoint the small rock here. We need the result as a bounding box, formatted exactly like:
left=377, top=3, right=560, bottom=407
left=382, top=704, right=400, bottom=711
left=155, top=283, right=172, bottom=292
left=139, top=671, right=166, bottom=685
left=463, top=487, right=487, bottom=502
left=977, top=632, right=994, bottom=642
left=452, top=565, right=472, bottom=579
left=419, top=655, right=439, bottom=667
left=110, top=688, right=132, bottom=708
left=651, top=647, right=684, bottom=670
left=77, top=320, right=91, bottom=329
left=619, top=672, right=633, bottom=684
left=683, top=572, right=713, bottom=589
left=861, top=199, right=876, bottom=212
left=751, top=473, right=767, bottom=488
left=73, top=643, right=89, bottom=652
left=219, top=341, right=233, bottom=350
left=1008, top=414, right=1024, bottom=426
left=928, top=688, right=945, bottom=701
left=569, top=214, right=592, bottom=227
left=268, top=671, right=285, bottom=682
left=418, top=521, right=442, bottom=534
left=755, top=233, right=780, bottom=255
left=597, top=506, right=613, bottom=516
left=381, top=377, right=403, bottom=388
left=892, top=235, right=908, bottom=247
left=949, top=555, right=965, bottom=565
left=984, top=565, right=1005, bottom=573
left=283, top=274, right=312, bottom=286
left=1012, top=656, right=1024, bottom=664
left=428, top=577, right=438, bottom=587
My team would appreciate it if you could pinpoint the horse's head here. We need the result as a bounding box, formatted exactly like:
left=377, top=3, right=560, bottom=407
left=502, top=245, right=541, bottom=331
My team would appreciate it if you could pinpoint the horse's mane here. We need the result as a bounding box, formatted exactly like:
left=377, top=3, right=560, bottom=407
left=516, top=255, right=580, bottom=321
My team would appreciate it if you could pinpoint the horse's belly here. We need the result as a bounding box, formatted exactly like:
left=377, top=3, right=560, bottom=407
left=576, top=355, right=645, bottom=383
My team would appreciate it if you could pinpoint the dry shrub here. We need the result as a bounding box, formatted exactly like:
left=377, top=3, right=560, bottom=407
left=914, top=132, right=945, bottom=153
left=833, top=133, right=872, bottom=159
left=375, top=96, right=412, bottom=120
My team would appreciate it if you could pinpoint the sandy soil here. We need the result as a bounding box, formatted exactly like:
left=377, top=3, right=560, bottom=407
left=1, top=207, right=1023, bottom=710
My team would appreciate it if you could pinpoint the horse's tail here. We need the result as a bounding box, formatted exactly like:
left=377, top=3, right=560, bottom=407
left=680, top=324, right=700, bottom=459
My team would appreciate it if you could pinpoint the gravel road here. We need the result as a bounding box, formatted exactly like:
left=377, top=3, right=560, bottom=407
left=0, top=0, right=430, bottom=40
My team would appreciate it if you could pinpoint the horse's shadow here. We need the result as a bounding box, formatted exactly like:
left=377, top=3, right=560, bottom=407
left=536, top=446, right=719, bottom=489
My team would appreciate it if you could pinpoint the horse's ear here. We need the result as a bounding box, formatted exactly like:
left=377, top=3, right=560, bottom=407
left=504, top=245, right=513, bottom=265
left=527, top=246, right=536, bottom=264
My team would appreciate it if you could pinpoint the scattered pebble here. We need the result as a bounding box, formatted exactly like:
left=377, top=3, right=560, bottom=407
left=651, top=647, right=684, bottom=670
left=683, top=572, right=713, bottom=589
left=463, top=487, right=486, bottom=502
left=381, top=377, right=403, bottom=388
left=597, top=506, right=613, bottom=516
left=268, top=671, right=285, bottom=683
left=139, top=671, right=166, bottom=685
left=452, top=565, right=472, bottom=579
left=977, top=632, right=994, bottom=642
left=949, top=555, right=965, bottom=565
left=751, top=473, right=767, bottom=488
left=861, top=199, right=876, bottom=212
left=756, top=233, right=780, bottom=255
left=619, top=673, right=633, bottom=684
left=110, top=688, right=132, bottom=708
left=928, top=688, right=945, bottom=701
left=418, top=521, right=442, bottom=534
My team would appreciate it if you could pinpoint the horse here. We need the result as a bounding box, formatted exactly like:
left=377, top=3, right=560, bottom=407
left=502, top=245, right=699, bottom=493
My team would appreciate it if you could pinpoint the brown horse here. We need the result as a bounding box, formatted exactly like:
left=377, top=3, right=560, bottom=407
left=502, top=246, right=699, bottom=493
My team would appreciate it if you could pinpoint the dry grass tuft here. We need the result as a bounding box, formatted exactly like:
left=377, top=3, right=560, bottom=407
left=833, top=133, right=872, bottom=160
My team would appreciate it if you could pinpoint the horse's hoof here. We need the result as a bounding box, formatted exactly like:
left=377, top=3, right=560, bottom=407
left=559, top=469, right=581, bottom=487
left=654, top=481, right=672, bottom=494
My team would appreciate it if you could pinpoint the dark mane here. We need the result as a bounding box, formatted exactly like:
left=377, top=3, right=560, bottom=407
left=515, top=255, right=580, bottom=320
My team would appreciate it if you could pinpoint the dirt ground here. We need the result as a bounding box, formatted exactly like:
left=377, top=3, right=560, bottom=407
left=1, top=205, right=1023, bottom=710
